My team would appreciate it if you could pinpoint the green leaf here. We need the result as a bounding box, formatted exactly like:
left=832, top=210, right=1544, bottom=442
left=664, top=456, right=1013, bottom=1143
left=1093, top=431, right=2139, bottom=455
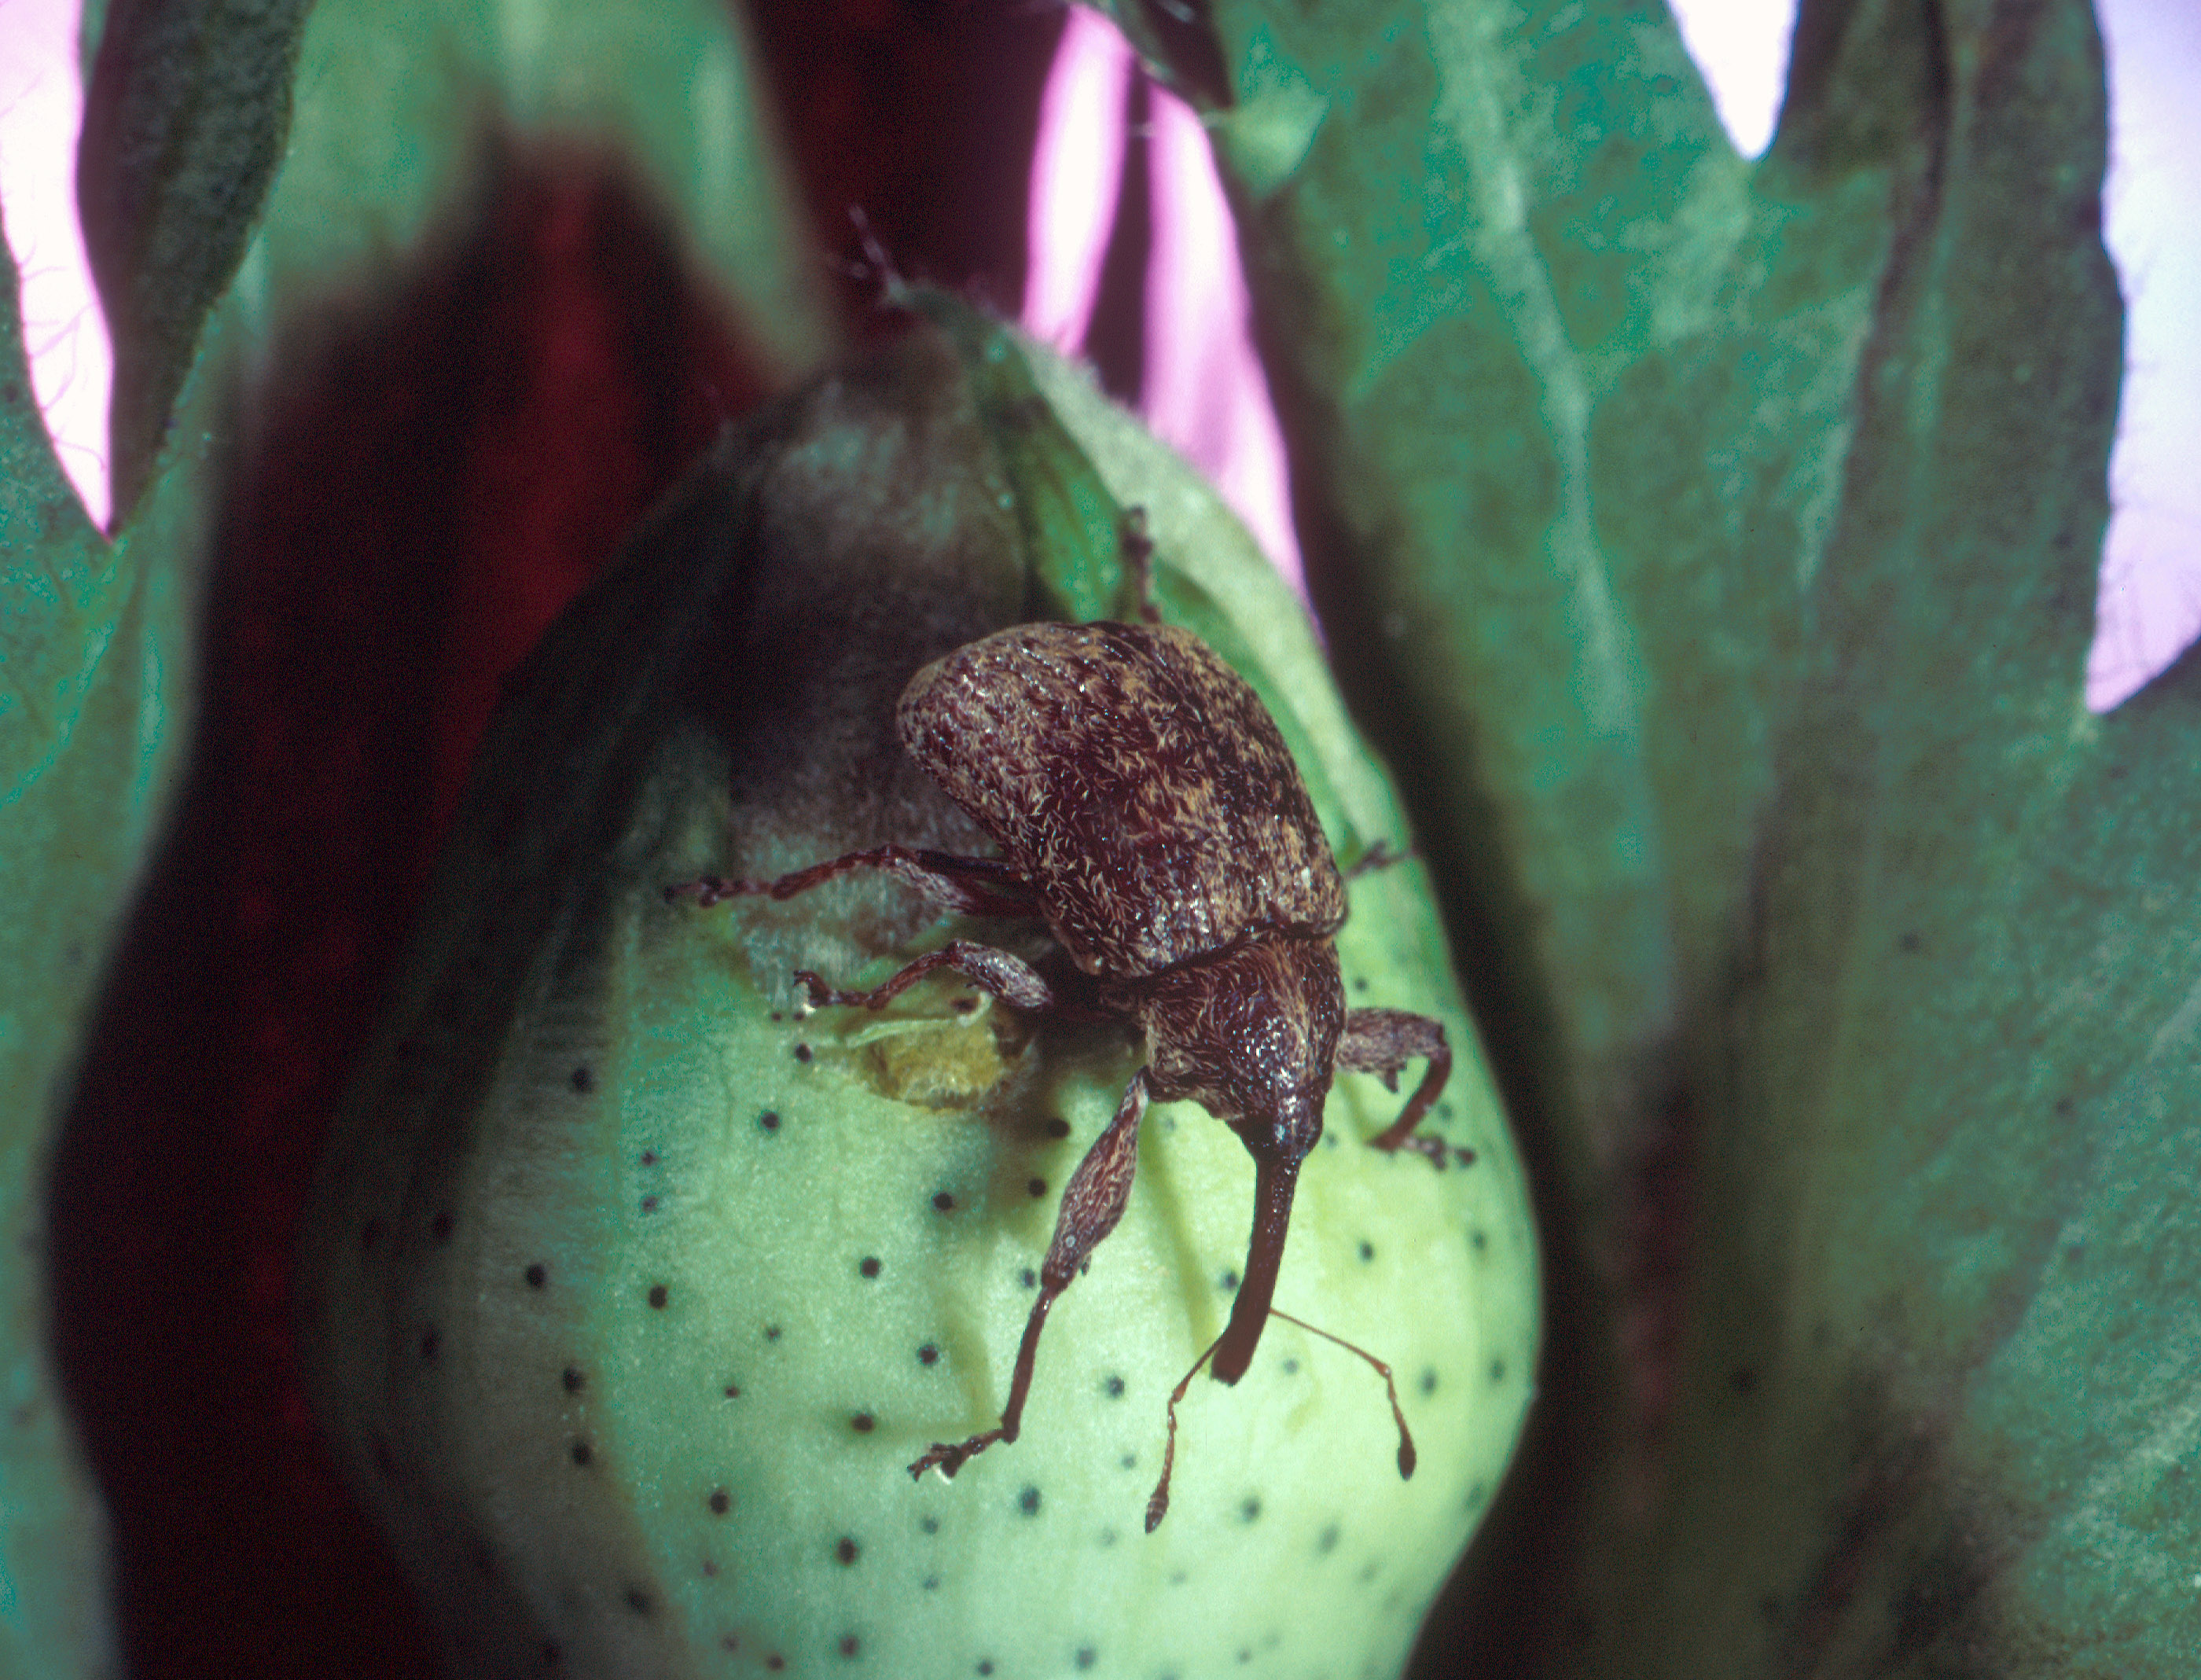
left=76, top=0, right=832, bottom=526
left=1112, top=0, right=2170, bottom=1671
left=0, top=204, right=154, bottom=1680
left=247, top=0, right=831, bottom=384
left=77, top=0, right=314, bottom=524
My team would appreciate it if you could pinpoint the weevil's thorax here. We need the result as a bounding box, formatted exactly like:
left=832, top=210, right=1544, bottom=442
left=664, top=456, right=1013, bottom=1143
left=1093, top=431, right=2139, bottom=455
left=1121, top=936, right=1344, bottom=1163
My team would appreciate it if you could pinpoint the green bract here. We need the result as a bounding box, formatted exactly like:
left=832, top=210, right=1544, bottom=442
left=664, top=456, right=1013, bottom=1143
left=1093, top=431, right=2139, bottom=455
left=296, top=306, right=1537, bottom=1678
left=1108, top=1, right=2195, bottom=1674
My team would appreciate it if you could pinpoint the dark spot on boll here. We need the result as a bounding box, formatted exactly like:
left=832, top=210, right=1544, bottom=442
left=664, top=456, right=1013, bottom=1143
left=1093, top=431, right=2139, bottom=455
left=1488, top=1358, right=1506, bottom=1384
left=933, top=1192, right=955, bottom=1211
left=1281, top=1358, right=1299, bottom=1376
left=526, top=1263, right=547, bottom=1288
left=1120, top=1454, right=1137, bottom=1470
left=1420, top=1369, right=1439, bottom=1395
left=852, top=1413, right=876, bottom=1433
left=431, top=1212, right=454, bottom=1244
left=1730, top=1367, right=1757, bottom=1395
left=1466, top=1481, right=1489, bottom=1510
left=1471, top=1230, right=1488, bottom=1252
left=640, top=1149, right=658, bottom=1166
left=1238, top=1650, right=1252, bottom=1665
left=570, top=1066, right=594, bottom=1094
left=1898, top=930, right=1922, bottom=953
left=760, top=1110, right=781, bottom=1132
left=918, top=1344, right=940, bottom=1366
left=1317, top=1524, right=1340, bottom=1554
left=1218, top=1270, right=1239, bottom=1292
left=709, top=1489, right=731, bottom=1515
left=1358, top=1240, right=1375, bottom=1262
left=979, top=1663, right=994, bottom=1676
left=420, top=1329, right=440, bottom=1362
left=1027, top=1178, right=1046, bottom=1198
left=922, top=1575, right=940, bottom=1592
left=1353, top=976, right=1369, bottom=993
left=702, top=1558, right=719, bottom=1577
left=1076, top=1649, right=1097, bottom=1670
left=626, top=1586, right=652, bottom=1615
left=920, top=1516, right=939, bottom=1535
left=765, top=1325, right=781, bottom=1341
left=542, top=1640, right=563, bottom=1665
left=795, top=1043, right=814, bottom=1063
left=1102, top=1374, right=1125, bottom=1399
left=563, top=1366, right=584, bottom=1393
left=649, top=1285, right=669, bottom=1309
left=954, top=996, right=978, bottom=1013
left=722, top=1634, right=740, bottom=1652
left=767, top=1657, right=786, bottom=1672
left=571, top=1442, right=594, bottom=1467
left=1020, top=1269, right=1037, bottom=1290
left=840, top=1634, right=860, bottom=1658
left=1240, top=1496, right=1261, bottom=1524
left=1042, top=1116, right=1071, bottom=1139
left=1099, top=1528, right=1118, bottom=1547
left=641, top=1196, right=660, bottom=1214
left=859, top=1256, right=883, bottom=1279
left=836, top=1537, right=860, bottom=1565
left=1019, top=1486, right=1042, bottom=1516
left=726, top=1383, right=742, bottom=1397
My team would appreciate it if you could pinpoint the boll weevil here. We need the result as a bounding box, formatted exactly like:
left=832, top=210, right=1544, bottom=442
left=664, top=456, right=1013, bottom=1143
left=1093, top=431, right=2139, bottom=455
left=673, top=611, right=1463, bottom=1524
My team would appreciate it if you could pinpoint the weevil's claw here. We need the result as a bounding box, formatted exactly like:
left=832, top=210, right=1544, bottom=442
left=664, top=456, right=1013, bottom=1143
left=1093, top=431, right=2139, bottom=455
left=664, top=874, right=768, bottom=906
left=909, top=1432, right=998, bottom=1480
left=1380, top=1133, right=1475, bottom=1171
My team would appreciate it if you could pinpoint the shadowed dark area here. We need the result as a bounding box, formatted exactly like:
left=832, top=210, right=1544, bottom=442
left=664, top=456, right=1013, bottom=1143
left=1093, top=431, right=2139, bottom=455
left=47, top=142, right=770, bottom=1680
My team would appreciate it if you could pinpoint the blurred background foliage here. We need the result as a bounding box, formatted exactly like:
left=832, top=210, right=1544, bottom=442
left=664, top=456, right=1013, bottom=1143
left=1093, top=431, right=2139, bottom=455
left=4, top=0, right=2191, bottom=1677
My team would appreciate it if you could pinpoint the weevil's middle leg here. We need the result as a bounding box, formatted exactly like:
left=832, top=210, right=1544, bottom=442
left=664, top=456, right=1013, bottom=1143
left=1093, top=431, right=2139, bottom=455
left=910, top=1069, right=1152, bottom=1481
left=1121, top=505, right=1162, bottom=624
left=1337, top=1008, right=1470, bottom=1167
left=796, top=940, right=1056, bottom=1013
left=667, top=844, right=1038, bottom=919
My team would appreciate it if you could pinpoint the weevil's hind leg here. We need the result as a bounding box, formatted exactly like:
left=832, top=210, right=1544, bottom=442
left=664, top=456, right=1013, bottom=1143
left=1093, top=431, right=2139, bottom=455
left=667, top=844, right=1038, bottom=918
left=1338, top=1009, right=1471, bottom=1168
left=911, top=1070, right=1152, bottom=1481
left=795, top=939, right=1057, bottom=1013
left=1342, top=839, right=1416, bottom=881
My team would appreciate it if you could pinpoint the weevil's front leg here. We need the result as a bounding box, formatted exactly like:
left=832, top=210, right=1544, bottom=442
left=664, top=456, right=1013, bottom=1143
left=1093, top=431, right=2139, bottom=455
left=667, top=844, right=1038, bottom=919
left=910, top=1069, right=1152, bottom=1480
left=795, top=940, right=1056, bottom=1013
left=1337, top=1009, right=1469, bottom=1168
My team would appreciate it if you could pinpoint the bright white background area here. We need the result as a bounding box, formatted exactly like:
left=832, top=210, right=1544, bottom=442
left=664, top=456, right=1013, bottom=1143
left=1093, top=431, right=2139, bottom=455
left=3, top=0, right=2194, bottom=710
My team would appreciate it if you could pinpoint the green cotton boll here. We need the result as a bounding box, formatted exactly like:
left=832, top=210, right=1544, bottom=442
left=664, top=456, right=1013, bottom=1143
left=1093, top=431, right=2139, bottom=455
left=296, top=302, right=1537, bottom=1679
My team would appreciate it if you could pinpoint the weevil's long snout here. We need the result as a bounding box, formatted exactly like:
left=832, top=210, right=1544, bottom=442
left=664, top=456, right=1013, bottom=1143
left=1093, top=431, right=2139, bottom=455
left=1211, top=1094, right=1323, bottom=1385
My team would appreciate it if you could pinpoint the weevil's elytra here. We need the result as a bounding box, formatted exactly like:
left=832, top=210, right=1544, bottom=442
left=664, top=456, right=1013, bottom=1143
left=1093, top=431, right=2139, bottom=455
left=897, top=623, right=1347, bottom=977
left=671, top=616, right=1455, bottom=1515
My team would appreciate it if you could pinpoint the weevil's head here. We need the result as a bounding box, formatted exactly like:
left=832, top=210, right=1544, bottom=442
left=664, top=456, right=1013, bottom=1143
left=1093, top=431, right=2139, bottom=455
left=1128, top=936, right=1345, bottom=1384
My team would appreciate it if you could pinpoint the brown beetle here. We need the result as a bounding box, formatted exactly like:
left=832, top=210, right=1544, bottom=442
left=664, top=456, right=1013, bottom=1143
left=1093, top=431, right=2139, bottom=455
left=675, top=619, right=1455, bottom=1500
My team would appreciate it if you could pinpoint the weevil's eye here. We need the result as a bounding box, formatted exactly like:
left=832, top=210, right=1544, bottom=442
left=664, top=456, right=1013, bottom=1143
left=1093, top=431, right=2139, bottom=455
left=1228, top=1088, right=1325, bottom=1167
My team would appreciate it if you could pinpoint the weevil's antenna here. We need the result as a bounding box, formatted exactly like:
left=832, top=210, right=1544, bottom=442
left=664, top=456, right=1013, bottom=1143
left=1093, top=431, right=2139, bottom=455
left=1144, top=1309, right=1414, bottom=1532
